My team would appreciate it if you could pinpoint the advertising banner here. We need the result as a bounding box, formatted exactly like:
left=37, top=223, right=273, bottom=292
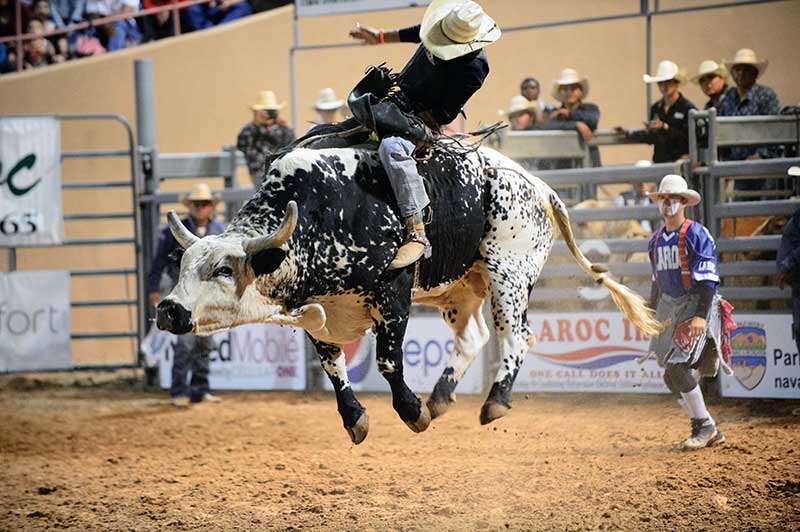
left=720, top=313, right=798, bottom=399
left=323, top=314, right=484, bottom=394
left=0, top=271, right=71, bottom=372
left=0, top=117, right=63, bottom=246
left=151, top=324, right=306, bottom=390
left=296, top=0, right=430, bottom=17
left=516, top=312, right=668, bottom=394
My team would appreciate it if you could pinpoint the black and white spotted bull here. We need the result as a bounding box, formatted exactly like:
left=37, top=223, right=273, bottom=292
left=156, top=143, right=660, bottom=444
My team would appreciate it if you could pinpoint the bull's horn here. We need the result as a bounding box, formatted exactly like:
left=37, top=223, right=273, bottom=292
left=243, top=201, right=298, bottom=254
left=167, top=211, right=200, bottom=249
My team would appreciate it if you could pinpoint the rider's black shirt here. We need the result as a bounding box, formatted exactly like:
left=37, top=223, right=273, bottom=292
left=396, top=24, right=489, bottom=127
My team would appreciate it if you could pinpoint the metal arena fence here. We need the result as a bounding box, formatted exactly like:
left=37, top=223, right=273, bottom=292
left=2, top=113, right=141, bottom=370
left=2, top=59, right=798, bottom=373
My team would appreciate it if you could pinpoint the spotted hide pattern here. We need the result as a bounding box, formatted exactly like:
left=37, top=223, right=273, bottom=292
left=162, top=143, right=564, bottom=443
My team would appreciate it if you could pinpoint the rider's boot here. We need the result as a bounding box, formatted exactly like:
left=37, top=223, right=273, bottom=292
left=389, top=210, right=431, bottom=270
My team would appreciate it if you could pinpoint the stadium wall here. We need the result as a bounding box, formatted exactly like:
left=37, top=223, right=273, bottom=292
left=0, top=1, right=798, bottom=365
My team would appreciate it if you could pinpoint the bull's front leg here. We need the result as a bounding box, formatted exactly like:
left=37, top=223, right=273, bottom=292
left=370, top=279, right=431, bottom=433
left=308, top=335, right=369, bottom=444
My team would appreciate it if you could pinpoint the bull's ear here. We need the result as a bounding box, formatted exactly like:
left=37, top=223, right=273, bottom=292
left=249, top=248, right=286, bottom=277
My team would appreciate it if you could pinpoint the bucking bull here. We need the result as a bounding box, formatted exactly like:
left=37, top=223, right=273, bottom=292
left=156, top=142, right=661, bottom=444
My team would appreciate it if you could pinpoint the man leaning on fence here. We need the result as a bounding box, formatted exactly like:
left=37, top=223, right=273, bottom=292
left=625, top=60, right=696, bottom=164
left=717, top=48, right=781, bottom=162
left=646, top=174, right=736, bottom=450
left=147, top=184, right=226, bottom=408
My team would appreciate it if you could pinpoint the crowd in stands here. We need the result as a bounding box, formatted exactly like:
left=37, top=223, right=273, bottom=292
left=501, top=48, right=793, bottom=172
left=0, top=0, right=290, bottom=74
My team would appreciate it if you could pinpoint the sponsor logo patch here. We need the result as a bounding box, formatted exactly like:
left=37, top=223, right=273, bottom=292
left=730, top=325, right=767, bottom=390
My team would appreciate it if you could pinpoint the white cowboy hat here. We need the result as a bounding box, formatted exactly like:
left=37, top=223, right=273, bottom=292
left=643, top=60, right=686, bottom=84
left=420, top=0, right=501, bottom=61
left=723, top=48, right=768, bottom=79
left=499, top=95, right=542, bottom=121
left=690, top=60, right=729, bottom=84
left=647, top=174, right=701, bottom=206
left=788, top=166, right=800, bottom=177
left=250, top=90, right=285, bottom=111
left=550, top=68, right=590, bottom=102
left=180, top=183, right=221, bottom=207
left=314, top=88, right=344, bottom=111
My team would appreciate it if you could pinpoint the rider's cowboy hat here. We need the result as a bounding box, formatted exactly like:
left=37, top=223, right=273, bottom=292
left=499, top=95, right=542, bottom=121
left=648, top=174, right=701, bottom=206
left=250, top=90, right=285, bottom=111
left=180, top=183, right=221, bottom=207
left=788, top=166, right=800, bottom=177
left=420, top=0, right=500, bottom=61
left=551, top=68, right=589, bottom=102
left=723, top=48, right=768, bottom=79
left=643, top=60, right=687, bottom=84
left=313, top=88, right=345, bottom=111
left=690, top=60, right=729, bottom=84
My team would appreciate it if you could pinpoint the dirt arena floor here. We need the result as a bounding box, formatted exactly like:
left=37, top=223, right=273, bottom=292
left=1, top=374, right=799, bottom=532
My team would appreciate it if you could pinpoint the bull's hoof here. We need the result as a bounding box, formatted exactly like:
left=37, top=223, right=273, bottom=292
left=479, top=400, right=510, bottom=425
left=426, top=399, right=450, bottom=420
left=404, top=402, right=431, bottom=433
left=345, top=411, right=369, bottom=445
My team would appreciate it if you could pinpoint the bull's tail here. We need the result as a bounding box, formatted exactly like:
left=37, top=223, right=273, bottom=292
left=548, top=192, right=663, bottom=337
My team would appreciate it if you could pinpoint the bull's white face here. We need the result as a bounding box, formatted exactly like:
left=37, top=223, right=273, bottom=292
left=157, top=201, right=301, bottom=336
left=158, top=235, right=285, bottom=336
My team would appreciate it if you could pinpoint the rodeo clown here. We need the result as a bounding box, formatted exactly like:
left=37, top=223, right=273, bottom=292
left=349, top=0, right=500, bottom=269
left=647, top=174, right=735, bottom=450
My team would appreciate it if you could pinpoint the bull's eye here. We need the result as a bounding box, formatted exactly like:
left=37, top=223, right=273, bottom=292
left=214, top=266, right=233, bottom=278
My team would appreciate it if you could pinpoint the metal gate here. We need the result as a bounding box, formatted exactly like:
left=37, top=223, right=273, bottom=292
left=2, top=114, right=142, bottom=371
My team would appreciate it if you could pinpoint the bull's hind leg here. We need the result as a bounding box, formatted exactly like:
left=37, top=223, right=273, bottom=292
left=427, top=274, right=490, bottom=420
left=371, top=276, right=431, bottom=433
left=481, top=270, right=537, bottom=425
left=309, top=336, right=369, bottom=444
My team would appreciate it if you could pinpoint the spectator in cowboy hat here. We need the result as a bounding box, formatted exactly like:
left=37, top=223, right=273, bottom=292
left=542, top=67, right=601, bottom=167
left=499, top=95, right=543, bottom=171
left=624, top=60, right=696, bottom=164
left=718, top=48, right=781, bottom=162
left=519, top=76, right=555, bottom=115
left=147, top=183, right=226, bottom=408
left=501, top=95, right=543, bottom=131
left=236, top=90, right=296, bottom=187
left=313, top=87, right=346, bottom=126
left=691, top=60, right=730, bottom=110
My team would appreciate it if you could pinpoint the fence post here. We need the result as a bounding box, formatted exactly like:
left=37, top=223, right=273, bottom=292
left=688, top=109, right=699, bottom=165
left=680, top=159, right=702, bottom=224
left=707, top=108, right=718, bottom=164
left=222, top=144, right=240, bottom=221
left=135, top=59, right=160, bottom=331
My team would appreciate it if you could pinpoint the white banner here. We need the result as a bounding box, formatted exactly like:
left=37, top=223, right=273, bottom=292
left=0, top=117, right=63, bottom=246
left=720, top=314, right=798, bottom=399
left=296, top=0, right=430, bottom=17
left=516, top=312, right=668, bottom=394
left=322, top=315, right=484, bottom=394
left=152, top=324, right=306, bottom=390
left=0, top=271, right=71, bottom=372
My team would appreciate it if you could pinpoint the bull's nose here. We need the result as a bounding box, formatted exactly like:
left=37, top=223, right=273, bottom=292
left=156, top=300, right=193, bottom=334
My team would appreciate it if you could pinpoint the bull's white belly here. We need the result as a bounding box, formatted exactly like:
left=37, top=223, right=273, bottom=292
left=306, top=293, right=373, bottom=345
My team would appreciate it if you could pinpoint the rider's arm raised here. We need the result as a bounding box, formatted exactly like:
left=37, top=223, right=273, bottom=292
left=350, top=23, right=421, bottom=44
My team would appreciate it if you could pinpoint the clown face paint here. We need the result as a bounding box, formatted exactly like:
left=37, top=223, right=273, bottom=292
left=659, top=198, right=682, bottom=217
